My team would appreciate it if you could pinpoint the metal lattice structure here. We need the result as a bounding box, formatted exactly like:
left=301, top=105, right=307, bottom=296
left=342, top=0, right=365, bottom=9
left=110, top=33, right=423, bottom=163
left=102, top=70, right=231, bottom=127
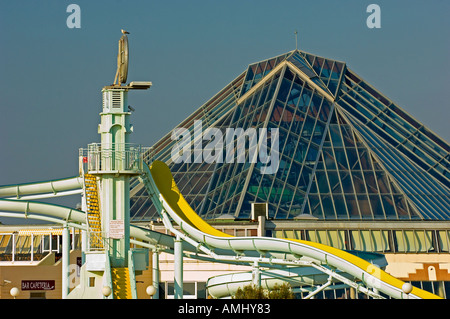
left=130, top=49, right=450, bottom=222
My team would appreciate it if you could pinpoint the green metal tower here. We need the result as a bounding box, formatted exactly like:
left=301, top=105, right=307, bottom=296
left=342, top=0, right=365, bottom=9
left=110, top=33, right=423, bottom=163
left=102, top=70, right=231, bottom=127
left=69, top=32, right=152, bottom=299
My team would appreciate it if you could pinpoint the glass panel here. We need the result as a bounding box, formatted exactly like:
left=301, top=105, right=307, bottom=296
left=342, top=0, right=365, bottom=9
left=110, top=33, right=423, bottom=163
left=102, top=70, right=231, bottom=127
left=321, top=196, right=335, bottom=219
left=307, top=230, right=325, bottom=243
left=438, top=231, right=449, bottom=252
left=364, top=171, right=378, bottom=193
left=369, top=195, right=383, bottom=218
left=395, top=230, right=415, bottom=252
left=371, top=230, right=390, bottom=252
left=333, top=194, right=348, bottom=218
left=316, top=230, right=328, bottom=244
left=329, top=125, right=343, bottom=147
left=182, top=283, right=196, bottom=296
left=345, top=194, right=360, bottom=218
left=327, top=230, right=346, bottom=249
left=381, top=195, right=397, bottom=218
left=340, top=172, right=354, bottom=193
left=309, top=195, right=323, bottom=218
left=351, top=231, right=362, bottom=250
left=273, top=230, right=284, bottom=239
left=288, top=53, right=318, bottom=79
left=414, top=231, right=433, bottom=252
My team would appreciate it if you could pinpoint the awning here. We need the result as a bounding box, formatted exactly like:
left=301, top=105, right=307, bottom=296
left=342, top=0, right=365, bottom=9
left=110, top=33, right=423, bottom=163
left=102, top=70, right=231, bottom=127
left=18, top=229, right=64, bottom=236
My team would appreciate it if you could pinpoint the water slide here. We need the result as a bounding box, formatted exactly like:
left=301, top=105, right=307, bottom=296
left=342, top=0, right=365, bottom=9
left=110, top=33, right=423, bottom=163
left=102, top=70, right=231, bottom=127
left=0, top=176, right=178, bottom=253
left=0, top=165, right=441, bottom=299
left=0, top=176, right=84, bottom=200
left=207, top=267, right=349, bottom=299
left=141, top=160, right=441, bottom=299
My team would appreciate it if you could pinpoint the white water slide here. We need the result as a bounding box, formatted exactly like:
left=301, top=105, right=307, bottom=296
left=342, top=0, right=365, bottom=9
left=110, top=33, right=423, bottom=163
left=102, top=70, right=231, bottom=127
left=139, top=160, right=441, bottom=299
left=0, top=163, right=441, bottom=299
left=0, top=176, right=177, bottom=253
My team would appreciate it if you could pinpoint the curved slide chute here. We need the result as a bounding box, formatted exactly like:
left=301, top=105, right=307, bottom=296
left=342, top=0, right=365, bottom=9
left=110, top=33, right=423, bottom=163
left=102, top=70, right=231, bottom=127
left=0, top=162, right=441, bottom=299
left=144, top=160, right=440, bottom=299
left=207, top=267, right=348, bottom=299
left=0, top=176, right=84, bottom=199
left=0, top=198, right=181, bottom=254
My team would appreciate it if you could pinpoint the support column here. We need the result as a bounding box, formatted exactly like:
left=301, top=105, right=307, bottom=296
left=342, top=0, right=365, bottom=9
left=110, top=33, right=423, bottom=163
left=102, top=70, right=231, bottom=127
left=257, top=215, right=266, bottom=237
left=152, top=248, right=160, bottom=299
left=252, top=261, right=261, bottom=287
left=81, top=229, right=87, bottom=264
left=31, top=233, right=34, bottom=262
left=62, top=224, right=70, bottom=299
left=12, top=233, right=15, bottom=262
left=174, top=237, right=183, bottom=299
left=350, top=287, right=357, bottom=299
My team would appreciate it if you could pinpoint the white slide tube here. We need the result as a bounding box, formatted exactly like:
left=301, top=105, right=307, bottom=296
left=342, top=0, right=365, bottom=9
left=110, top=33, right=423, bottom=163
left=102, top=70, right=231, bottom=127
left=141, top=161, right=440, bottom=299
left=0, top=177, right=84, bottom=199
left=0, top=198, right=191, bottom=254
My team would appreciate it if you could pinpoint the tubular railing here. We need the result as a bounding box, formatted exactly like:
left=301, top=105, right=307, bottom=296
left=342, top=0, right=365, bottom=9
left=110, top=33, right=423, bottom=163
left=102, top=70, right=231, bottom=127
left=79, top=143, right=150, bottom=174
left=87, top=230, right=108, bottom=252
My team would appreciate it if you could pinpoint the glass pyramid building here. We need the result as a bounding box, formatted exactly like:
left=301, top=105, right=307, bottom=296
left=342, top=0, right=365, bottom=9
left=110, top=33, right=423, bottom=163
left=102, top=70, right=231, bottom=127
left=130, top=49, right=450, bottom=222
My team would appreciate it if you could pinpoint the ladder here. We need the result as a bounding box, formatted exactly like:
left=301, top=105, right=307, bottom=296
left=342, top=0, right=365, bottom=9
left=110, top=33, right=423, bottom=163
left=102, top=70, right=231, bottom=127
left=84, top=174, right=103, bottom=250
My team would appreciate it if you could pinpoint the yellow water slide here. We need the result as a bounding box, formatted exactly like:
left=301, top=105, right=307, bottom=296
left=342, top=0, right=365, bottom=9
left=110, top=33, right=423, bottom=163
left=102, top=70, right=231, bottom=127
left=146, top=160, right=441, bottom=299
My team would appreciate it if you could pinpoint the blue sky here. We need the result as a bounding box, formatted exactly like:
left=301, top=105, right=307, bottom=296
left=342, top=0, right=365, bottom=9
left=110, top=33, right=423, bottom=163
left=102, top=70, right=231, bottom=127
left=0, top=1, right=449, bottom=222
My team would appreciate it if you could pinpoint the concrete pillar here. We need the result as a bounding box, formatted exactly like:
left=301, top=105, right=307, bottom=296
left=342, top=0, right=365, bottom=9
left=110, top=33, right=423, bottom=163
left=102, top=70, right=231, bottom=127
left=257, top=215, right=266, bottom=237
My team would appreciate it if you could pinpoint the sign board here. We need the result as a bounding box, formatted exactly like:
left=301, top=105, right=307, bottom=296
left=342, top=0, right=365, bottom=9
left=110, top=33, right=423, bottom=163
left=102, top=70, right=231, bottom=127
left=109, top=219, right=125, bottom=239
left=21, top=280, right=55, bottom=291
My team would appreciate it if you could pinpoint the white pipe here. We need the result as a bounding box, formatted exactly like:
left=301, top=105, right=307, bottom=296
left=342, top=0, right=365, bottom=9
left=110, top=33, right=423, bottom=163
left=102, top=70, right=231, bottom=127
left=6, top=189, right=83, bottom=201
left=62, top=225, right=70, bottom=299
left=152, top=248, right=160, bottom=299
left=174, top=236, right=183, bottom=299
left=0, top=177, right=84, bottom=198
left=304, top=276, right=332, bottom=299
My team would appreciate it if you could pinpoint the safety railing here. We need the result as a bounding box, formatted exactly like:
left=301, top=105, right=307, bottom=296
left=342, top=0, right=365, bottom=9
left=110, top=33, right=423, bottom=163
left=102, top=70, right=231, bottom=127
left=87, top=230, right=108, bottom=252
left=79, top=143, right=150, bottom=175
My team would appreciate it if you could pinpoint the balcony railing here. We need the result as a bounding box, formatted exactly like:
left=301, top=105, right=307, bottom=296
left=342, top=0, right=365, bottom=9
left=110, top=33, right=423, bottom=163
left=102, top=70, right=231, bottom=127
left=86, top=230, right=108, bottom=252
left=79, top=143, right=150, bottom=175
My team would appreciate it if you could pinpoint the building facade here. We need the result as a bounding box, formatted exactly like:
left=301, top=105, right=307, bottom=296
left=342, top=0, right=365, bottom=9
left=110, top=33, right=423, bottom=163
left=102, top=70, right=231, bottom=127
left=1, top=49, right=449, bottom=299
left=130, top=49, right=450, bottom=298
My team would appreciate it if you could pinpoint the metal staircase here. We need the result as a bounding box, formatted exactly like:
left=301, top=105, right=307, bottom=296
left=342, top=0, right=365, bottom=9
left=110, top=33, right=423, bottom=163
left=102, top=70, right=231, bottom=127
left=111, top=267, right=132, bottom=299
left=84, top=174, right=103, bottom=250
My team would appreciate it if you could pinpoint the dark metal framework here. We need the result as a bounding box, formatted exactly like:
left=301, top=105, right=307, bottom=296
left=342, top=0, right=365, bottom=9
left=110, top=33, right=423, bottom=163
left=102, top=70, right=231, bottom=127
left=130, top=50, right=450, bottom=222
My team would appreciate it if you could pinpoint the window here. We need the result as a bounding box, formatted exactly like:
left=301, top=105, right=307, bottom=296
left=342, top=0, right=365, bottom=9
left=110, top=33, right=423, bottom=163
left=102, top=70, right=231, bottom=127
left=394, top=230, right=434, bottom=253
left=437, top=231, right=449, bottom=252
left=306, top=230, right=346, bottom=249
left=164, top=282, right=206, bottom=299
left=273, top=228, right=444, bottom=253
